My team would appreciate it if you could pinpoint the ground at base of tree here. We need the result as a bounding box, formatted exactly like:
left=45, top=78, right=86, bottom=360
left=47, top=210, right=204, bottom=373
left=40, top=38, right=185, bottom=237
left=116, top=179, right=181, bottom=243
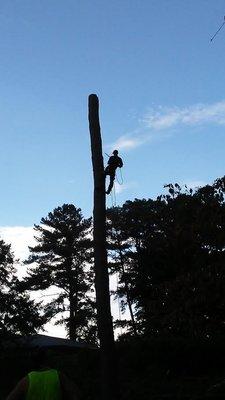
left=2, top=337, right=225, bottom=400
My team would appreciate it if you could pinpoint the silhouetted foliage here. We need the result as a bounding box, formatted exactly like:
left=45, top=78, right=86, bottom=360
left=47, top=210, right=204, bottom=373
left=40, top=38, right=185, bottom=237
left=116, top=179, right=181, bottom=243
left=3, top=178, right=225, bottom=399
left=106, top=206, right=138, bottom=336
left=21, top=204, right=97, bottom=343
left=107, top=176, right=225, bottom=340
left=0, top=239, right=45, bottom=341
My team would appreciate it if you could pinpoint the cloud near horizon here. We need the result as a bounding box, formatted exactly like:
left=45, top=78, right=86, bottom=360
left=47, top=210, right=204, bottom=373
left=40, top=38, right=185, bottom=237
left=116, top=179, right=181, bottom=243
left=0, top=226, right=35, bottom=258
left=109, top=100, right=225, bottom=152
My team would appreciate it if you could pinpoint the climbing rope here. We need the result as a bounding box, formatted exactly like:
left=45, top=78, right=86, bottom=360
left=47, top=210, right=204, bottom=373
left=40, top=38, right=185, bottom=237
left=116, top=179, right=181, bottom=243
left=110, top=185, right=117, bottom=207
left=110, top=190, right=114, bottom=208
left=116, top=271, right=123, bottom=336
left=116, top=168, right=123, bottom=185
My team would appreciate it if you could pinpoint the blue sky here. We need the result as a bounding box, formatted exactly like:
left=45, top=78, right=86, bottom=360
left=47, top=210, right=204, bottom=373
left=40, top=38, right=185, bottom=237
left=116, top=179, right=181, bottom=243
left=0, top=0, right=225, bottom=227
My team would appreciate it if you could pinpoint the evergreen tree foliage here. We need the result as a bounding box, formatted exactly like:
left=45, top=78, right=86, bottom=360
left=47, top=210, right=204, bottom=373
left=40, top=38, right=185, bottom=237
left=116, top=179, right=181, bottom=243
left=107, top=177, right=225, bottom=340
left=0, top=239, right=46, bottom=340
left=106, top=206, right=138, bottom=336
left=150, top=178, right=225, bottom=338
left=22, top=204, right=97, bottom=343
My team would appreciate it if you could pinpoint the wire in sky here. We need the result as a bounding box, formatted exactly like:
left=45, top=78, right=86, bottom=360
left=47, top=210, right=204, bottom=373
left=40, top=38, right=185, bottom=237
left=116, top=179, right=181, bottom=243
left=210, top=16, right=225, bottom=42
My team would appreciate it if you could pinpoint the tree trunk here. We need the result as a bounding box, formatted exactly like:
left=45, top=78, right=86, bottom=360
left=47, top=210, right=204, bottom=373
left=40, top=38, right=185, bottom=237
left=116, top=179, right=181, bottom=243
left=69, top=290, right=76, bottom=340
left=88, top=94, right=118, bottom=400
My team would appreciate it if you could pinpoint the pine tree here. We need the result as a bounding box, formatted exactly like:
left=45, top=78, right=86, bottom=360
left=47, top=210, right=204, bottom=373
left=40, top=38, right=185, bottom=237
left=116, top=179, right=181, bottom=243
left=0, top=239, right=46, bottom=340
left=22, top=204, right=97, bottom=343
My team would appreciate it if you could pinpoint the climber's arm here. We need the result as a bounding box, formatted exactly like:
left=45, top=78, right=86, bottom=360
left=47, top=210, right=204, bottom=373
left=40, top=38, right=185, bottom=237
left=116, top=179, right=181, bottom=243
left=119, top=158, right=123, bottom=168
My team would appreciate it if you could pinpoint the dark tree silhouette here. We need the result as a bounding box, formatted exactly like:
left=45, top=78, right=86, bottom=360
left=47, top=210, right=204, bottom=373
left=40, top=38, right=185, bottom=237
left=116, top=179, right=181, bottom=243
left=22, top=204, right=97, bottom=343
left=107, top=199, right=162, bottom=336
left=106, top=206, right=138, bottom=336
left=149, top=178, right=225, bottom=338
left=0, top=239, right=45, bottom=340
left=107, top=177, right=225, bottom=340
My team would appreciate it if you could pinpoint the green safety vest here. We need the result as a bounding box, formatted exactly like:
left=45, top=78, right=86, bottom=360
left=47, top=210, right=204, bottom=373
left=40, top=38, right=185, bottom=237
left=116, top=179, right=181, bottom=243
left=26, top=369, right=61, bottom=400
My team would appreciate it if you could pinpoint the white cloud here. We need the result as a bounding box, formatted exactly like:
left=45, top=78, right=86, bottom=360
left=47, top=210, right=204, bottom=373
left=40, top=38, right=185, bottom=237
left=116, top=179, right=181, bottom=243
left=143, top=101, right=225, bottom=130
left=109, top=100, right=225, bottom=153
left=0, top=226, right=35, bottom=274
left=108, top=134, right=145, bottom=152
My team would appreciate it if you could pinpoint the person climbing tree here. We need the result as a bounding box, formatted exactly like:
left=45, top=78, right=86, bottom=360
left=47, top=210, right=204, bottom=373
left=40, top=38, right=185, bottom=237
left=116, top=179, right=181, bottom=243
left=105, top=150, right=123, bottom=194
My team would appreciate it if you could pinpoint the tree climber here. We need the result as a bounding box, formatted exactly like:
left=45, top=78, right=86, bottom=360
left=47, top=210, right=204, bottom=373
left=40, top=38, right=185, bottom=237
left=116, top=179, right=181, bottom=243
left=105, top=149, right=123, bottom=195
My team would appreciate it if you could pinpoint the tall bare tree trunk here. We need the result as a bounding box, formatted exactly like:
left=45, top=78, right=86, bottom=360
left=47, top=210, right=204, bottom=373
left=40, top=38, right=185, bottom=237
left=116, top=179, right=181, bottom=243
left=88, top=94, right=118, bottom=400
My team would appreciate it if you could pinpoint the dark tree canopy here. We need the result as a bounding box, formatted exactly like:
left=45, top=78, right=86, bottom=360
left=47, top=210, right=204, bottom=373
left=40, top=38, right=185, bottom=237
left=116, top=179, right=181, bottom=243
left=0, top=239, right=46, bottom=340
left=107, top=176, right=225, bottom=340
left=22, top=204, right=97, bottom=343
left=9, top=177, right=225, bottom=342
